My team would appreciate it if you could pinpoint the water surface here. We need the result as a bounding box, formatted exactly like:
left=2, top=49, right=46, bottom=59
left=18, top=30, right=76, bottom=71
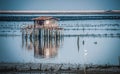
left=0, top=19, right=120, bottom=66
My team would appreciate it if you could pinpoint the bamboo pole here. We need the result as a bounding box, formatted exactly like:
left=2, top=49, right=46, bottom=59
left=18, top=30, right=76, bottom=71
left=118, top=56, right=120, bottom=66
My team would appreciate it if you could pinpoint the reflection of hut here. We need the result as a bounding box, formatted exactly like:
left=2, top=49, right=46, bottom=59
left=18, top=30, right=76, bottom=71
left=33, top=16, right=59, bottom=29
left=34, top=47, right=58, bottom=58
left=33, top=28, right=64, bottom=58
left=34, top=32, right=60, bottom=58
left=22, top=27, right=64, bottom=58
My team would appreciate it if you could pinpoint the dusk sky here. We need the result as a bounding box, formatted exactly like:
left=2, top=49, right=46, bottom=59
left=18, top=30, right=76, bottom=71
left=0, top=0, right=120, bottom=10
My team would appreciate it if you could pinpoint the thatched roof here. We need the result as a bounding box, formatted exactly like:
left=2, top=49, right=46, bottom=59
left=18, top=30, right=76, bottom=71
left=33, top=16, right=59, bottom=21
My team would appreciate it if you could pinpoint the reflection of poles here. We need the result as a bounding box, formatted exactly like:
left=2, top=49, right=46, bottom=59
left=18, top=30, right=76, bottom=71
left=56, top=30, right=61, bottom=48
left=82, top=40, right=85, bottom=45
left=39, top=29, right=43, bottom=55
left=60, top=31, right=64, bottom=47
left=83, top=51, right=87, bottom=74
left=77, top=36, right=79, bottom=52
left=25, top=34, right=28, bottom=49
left=22, top=30, right=24, bottom=48
left=83, top=40, right=87, bottom=74
left=33, top=28, right=63, bottom=58
left=29, top=29, right=33, bottom=44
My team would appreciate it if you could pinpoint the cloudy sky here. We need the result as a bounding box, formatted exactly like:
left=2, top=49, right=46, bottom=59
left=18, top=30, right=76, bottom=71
left=0, top=0, right=120, bottom=10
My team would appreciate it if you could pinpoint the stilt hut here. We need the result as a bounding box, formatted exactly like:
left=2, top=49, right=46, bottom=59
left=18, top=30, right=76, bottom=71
left=33, top=16, right=59, bottom=29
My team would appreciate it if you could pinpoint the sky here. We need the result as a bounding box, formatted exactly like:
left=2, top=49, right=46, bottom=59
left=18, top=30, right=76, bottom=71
left=0, top=0, right=120, bottom=10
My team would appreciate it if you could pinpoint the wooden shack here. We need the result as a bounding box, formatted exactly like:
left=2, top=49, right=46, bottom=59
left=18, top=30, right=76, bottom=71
left=33, top=16, right=59, bottom=29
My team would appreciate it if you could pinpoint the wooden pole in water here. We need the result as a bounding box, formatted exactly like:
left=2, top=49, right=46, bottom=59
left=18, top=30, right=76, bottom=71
left=118, top=56, right=120, bottom=66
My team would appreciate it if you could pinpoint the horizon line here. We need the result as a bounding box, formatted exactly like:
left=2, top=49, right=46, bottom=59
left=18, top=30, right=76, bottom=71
left=0, top=10, right=120, bottom=14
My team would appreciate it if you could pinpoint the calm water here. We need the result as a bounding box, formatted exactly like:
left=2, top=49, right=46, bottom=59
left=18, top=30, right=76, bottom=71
left=0, top=19, right=120, bottom=65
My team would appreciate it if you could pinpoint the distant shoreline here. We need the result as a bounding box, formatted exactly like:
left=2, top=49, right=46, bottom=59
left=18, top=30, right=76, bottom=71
left=0, top=16, right=120, bottom=21
left=0, top=10, right=120, bottom=14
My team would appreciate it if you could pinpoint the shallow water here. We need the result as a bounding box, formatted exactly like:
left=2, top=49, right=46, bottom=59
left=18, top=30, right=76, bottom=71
left=0, top=19, right=120, bottom=65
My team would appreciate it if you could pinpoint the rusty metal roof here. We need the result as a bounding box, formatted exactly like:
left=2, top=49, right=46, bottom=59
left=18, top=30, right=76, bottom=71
left=33, top=16, right=59, bottom=20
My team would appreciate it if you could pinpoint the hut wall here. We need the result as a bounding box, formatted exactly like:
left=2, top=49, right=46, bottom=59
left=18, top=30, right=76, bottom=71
left=44, top=19, right=58, bottom=28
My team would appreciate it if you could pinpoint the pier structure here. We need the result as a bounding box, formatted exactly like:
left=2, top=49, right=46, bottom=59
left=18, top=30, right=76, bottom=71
left=21, top=16, right=63, bottom=58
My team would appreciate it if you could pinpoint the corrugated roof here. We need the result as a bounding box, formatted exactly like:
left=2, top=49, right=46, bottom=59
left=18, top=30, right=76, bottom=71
left=33, top=16, right=59, bottom=20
